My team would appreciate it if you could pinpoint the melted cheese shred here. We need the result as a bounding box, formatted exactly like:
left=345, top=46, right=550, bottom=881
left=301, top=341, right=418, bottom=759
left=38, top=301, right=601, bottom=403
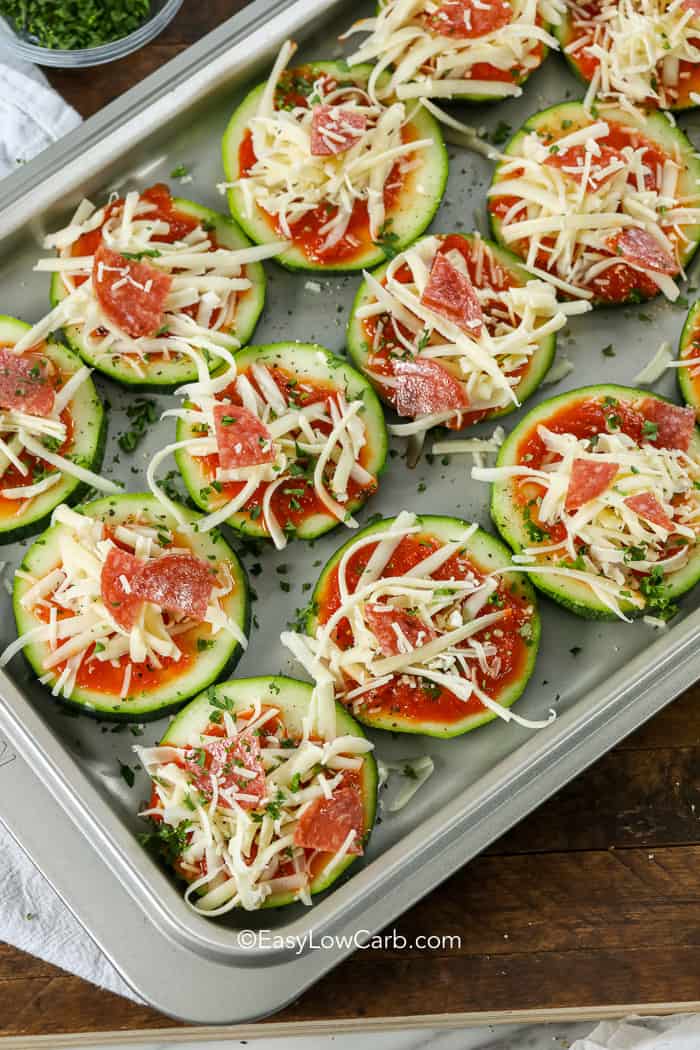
left=152, top=350, right=376, bottom=549
left=343, top=0, right=564, bottom=103
left=489, top=114, right=700, bottom=302
left=222, top=40, right=432, bottom=252
left=564, top=0, right=700, bottom=112
left=473, top=424, right=700, bottom=619
left=281, top=511, right=554, bottom=729
left=358, top=233, right=588, bottom=433
left=23, top=191, right=285, bottom=378
left=0, top=504, right=245, bottom=700
left=135, top=688, right=373, bottom=913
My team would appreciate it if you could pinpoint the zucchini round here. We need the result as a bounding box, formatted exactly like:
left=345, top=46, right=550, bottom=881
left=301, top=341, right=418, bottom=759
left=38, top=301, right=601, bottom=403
left=143, top=676, right=378, bottom=909
left=221, top=60, right=448, bottom=272
left=12, top=493, right=250, bottom=720
left=489, top=384, right=700, bottom=619
left=175, top=341, right=388, bottom=543
left=678, top=299, right=700, bottom=414
left=346, top=232, right=556, bottom=427
left=0, top=315, right=106, bottom=544
left=489, top=101, right=700, bottom=305
left=50, top=193, right=266, bottom=391
left=305, top=514, right=541, bottom=738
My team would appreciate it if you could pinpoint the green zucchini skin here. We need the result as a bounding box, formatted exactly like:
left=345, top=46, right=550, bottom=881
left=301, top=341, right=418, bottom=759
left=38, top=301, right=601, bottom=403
left=490, top=383, right=700, bottom=619
left=489, top=102, right=700, bottom=306
left=158, top=675, right=378, bottom=907
left=346, top=232, right=556, bottom=422
left=307, top=514, right=540, bottom=738
left=50, top=198, right=266, bottom=391
left=678, top=299, right=700, bottom=413
left=13, top=493, right=250, bottom=721
left=0, top=316, right=107, bottom=545
left=175, top=341, right=388, bottom=542
left=221, top=61, right=448, bottom=273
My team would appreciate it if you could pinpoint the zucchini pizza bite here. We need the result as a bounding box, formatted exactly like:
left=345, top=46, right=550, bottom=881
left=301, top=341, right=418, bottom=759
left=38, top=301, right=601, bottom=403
left=282, top=512, right=547, bottom=738
left=0, top=315, right=112, bottom=543
left=557, top=0, right=700, bottom=111
left=489, top=102, right=700, bottom=305
left=31, top=183, right=278, bottom=389
left=157, top=342, right=387, bottom=548
left=347, top=232, right=587, bottom=436
left=2, top=494, right=249, bottom=720
left=677, top=298, right=700, bottom=413
left=136, top=676, right=377, bottom=914
left=221, top=41, right=447, bottom=272
left=344, top=0, right=564, bottom=104
left=474, top=385, right=700, bottom=620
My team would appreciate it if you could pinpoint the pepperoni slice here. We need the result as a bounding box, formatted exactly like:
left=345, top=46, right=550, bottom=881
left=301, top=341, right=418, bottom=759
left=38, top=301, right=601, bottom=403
left=424, top=0, right=512, bottom=39
left=134, top=553, right=215, bottom=620
left=185, top=734, right=266, bottom=810
left=364, top=603, right=436, bottom=656
left=421, top=253, right=484, bottom=334
left=682, top=0, right=700, bottom=14
left=624, top=492, right=674, bottom=532
left=294, top=783, right=364, bottom=855
left=0, top=349, right=55, bottom=415
left=610, top=228, right=679, bottom=276
left=92, top=244, right=172, bottom=339
left=641, top=399, right=696, bottom=451
left=213, top=403, right=275, bottom=470
left=394, top=359, right=468, bottom=418
left=310, top=106, right=367, bottom=157
left=545, top=144, right=624, bottom=191
left=565, top=458, right=619, bottom=513
left=101, top=548, right=144, bottom=630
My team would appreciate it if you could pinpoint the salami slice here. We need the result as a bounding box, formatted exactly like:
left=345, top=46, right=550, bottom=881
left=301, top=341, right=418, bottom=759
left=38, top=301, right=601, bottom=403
left=424, top=0, right=512, bottom=39
left=213, top=403, right=275, bottom=470
left=421, top=252, right=484, bottom=333
left=101, top=547, right=144, bottom=630
left=310, top=106, right=367, bottom=157
left=364, top=603, right=436, bottom=656
left=565, top=458, right=619, bottom=513
left=0, top=349, right=55, bottom=415
left=134, top=553, right=215, bottom=620
left=185, top=734, right=266, bottom=809
left=92, top=244, right=172, bottom=339
left=624, top=492, right=674, bottom=532
left=294, top=782, right=364, bottom=855
left=641, top=398, right=696, bottom=451
left=545, top=144, right=624, bottom=191
left=394, top=358, right=468, bottom=417
left=611, top=227, right=679, bottom=276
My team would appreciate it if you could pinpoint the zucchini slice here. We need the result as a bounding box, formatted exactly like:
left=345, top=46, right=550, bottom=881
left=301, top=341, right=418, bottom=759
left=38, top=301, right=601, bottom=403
left=46, top=185, right=267, bottom=391
left=486, top=384, right=700, bottom=620
left=294, top=513, right=541, bottom=738
left=0, top=315, right=106, bottom=544
left=345, top=0, right=560, bottom=104
left=138, top=676, right=378, bottom=911
left=678, top=299, right=700, bottom=413
left=489, top=101, right=700, bottom=305
left=221, top=57, right=447, bottom=272
left=555, top=2, right=700, bottom=112
left=174, top=341, right=388, bottom=546
left=346, top=232, right=557, bottom=433
left=10, top=493, right=249, bottom=721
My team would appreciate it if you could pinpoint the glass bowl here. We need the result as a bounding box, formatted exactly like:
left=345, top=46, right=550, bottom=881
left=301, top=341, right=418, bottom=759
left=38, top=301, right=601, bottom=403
left=0, top=0, right=183, bottom=68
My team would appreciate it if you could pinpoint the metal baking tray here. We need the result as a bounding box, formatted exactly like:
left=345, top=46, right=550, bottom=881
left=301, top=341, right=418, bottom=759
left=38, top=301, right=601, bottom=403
left=2, top=0, right=700, bottom=1024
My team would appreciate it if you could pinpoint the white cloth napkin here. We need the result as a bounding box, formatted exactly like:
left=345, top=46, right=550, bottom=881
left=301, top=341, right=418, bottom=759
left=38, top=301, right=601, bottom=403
left=0, top=56, right=81, bottom=177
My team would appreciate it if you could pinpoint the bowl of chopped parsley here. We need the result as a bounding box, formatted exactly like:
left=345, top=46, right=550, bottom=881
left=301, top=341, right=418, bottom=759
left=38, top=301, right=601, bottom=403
left=0, top=0, right=183, bottom=67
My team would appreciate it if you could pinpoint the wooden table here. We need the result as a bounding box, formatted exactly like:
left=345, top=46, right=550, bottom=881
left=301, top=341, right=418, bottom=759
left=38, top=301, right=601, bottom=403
left=1, top=2, right=699, bottom=1039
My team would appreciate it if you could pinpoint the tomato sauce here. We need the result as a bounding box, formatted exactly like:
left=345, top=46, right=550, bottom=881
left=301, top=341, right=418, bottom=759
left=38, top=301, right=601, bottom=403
left=195, top=366, right=377, bottom=530
left=489, top=121, right=676, bottom=302
left=363, top=234, right=525, bottom=427
left=237, top=70, right=415, bottom=265
left=316, top=532, right=533, bottom=725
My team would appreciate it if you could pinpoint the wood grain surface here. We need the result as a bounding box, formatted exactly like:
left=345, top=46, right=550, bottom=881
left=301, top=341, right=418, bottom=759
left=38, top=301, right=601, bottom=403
left=0, top=0, right=697, bottom=1037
